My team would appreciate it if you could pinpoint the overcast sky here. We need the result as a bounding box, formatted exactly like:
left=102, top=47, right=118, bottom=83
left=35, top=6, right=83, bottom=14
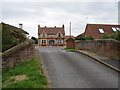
left=1, top=0, right=119, bottom=38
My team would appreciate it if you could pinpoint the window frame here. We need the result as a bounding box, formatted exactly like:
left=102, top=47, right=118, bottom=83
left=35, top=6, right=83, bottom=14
left=57, top=40, right=62, bottom=44
left=42, top=40, right=46, bottom=44
left=116, top=27, right=120, bottom=31
left=58, top=33, right=61, bottom=38
left=42, top=33, right=45, bottom=37
left=112, top=27, right=117, bottom=32
left=98, top=29, right=104, bottom=34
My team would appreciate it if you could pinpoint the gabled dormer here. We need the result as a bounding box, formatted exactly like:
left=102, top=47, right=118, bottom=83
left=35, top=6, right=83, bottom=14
left=40, top=31, right=47, bottom=38
left=56, top=31, right=63, bottom=38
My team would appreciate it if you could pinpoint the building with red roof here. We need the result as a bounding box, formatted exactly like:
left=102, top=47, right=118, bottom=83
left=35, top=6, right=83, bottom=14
left=77, top=24, right=120, bottom=39
left=38, top=25, right=65, bottom=46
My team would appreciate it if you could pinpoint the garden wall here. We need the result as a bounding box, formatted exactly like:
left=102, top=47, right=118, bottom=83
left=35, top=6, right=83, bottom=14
left=66, top=38, right=75, bottom=49
left=2, top=39, right=35, bottom=70
left=75, top=39, right=120, bottom=60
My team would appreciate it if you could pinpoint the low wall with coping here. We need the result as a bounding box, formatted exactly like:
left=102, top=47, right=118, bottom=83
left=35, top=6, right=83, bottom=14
left=75, top=39, right=120, bottom=60
left=2, top=39, right=35, bottom=70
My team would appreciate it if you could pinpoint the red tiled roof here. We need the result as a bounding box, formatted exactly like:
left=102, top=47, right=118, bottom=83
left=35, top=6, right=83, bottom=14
left=77, top=24, right=120, bottom=39
left=1, top=22, right=29, bottom=34
left=38, top=26, right=65, bottom=35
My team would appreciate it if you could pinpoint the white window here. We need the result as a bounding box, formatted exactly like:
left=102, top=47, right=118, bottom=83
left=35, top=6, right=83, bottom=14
left=116, top=27, right=120, bottom=31
left=57, top=40, right=62, bottom=44
left=98, top=29, right=104, bottom=33
left=112, top=27, right=117, bottom=32
left=112, top=27, right=120, bottom=32
left=42, top=40, right=46, bottom=44
left=42, top=33, right=45, bottom=37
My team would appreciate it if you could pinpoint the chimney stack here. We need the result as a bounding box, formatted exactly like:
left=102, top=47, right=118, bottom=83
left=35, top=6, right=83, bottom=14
left=38, top=25, right=40, bottom=28
left=19, top=24, right=23, bottom=29
left=62, top=24, right=64, bottom=28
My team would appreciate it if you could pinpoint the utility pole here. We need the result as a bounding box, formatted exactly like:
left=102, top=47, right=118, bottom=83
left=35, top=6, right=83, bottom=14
left=70, top=22, right=71, bottom=36
left=86, top=17, right=88, bottom=24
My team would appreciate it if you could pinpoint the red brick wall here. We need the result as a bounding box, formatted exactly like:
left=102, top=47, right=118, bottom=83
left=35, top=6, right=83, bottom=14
left=75, top=39, right=120, bottom=60
left=66, top=38, right=75, bottom=49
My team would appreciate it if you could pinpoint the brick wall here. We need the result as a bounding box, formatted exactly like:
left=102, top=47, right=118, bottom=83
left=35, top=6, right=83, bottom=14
left=2, top=39, right=35, bottom=70
left=66, top=38, right=75, bottom=49
left=75, top=39, right=120, bottom=60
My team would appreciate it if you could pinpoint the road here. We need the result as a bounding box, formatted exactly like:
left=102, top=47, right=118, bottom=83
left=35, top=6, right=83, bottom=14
left=37, top=47, right=118, bottom=88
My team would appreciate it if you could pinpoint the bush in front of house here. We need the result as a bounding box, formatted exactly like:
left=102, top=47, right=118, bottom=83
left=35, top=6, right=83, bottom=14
left=75, top=36, right=94, bottom=40
left=101, top=31, right=120, bottom=41
left=2, top=24, right=27, bottom=52
left=31, top=36, right=38, bottom=44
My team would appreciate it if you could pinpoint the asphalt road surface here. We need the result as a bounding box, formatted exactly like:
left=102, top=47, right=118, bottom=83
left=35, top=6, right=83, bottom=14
left=37, top=47, right=118, bottom=88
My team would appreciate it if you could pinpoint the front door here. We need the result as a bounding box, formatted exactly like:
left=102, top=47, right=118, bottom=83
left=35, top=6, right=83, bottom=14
left=49, top=40, right=54, bottom=46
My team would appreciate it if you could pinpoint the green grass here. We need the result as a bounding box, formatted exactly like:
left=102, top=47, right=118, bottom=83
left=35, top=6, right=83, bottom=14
left=64, top=48, right=75, bottom=52
left=2, top=57, right=49, bottom=88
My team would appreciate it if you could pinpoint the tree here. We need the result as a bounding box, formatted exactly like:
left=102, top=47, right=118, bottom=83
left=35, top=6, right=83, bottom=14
left=75, top=36, right=94, bottom=40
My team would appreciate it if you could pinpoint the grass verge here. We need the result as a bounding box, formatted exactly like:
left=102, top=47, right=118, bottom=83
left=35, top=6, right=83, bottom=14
left=2, top=57, right=49, bottom=88
left=64, top=48, right=75, bottom=52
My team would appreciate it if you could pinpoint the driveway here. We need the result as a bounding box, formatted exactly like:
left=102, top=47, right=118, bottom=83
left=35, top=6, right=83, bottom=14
left=37, top=47, right=118, bottom=88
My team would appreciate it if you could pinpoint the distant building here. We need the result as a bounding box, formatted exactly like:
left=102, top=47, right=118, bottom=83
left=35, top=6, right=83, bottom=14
left=1, top=22, right=29, bottom=52
left=77, top=24, right=120, bottom=39
left=38, top=25, right=65, bottom=46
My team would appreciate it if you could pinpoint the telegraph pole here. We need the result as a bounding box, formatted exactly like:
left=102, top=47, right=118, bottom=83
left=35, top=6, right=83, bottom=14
left=86, top=17, right=88, bottom=24
left=70, top=22, right=71, bottom=36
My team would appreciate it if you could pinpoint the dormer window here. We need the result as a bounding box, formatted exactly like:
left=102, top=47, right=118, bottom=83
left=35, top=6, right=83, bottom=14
left=58, top=33, right=61, bottom=37
left=42, top=33, right=45, bottom=37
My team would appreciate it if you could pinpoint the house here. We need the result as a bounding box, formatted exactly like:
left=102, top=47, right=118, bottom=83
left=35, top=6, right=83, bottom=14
left=77, top=24, right=120, bottom=39
left=38, top=25, right=65, bottom=46
left=1, top=22, right=29, bottom=35
left=1, top=22, right=29, bottom=52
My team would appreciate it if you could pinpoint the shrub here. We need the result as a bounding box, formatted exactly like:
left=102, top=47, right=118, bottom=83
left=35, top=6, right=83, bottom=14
left=2, top=24, right=27, bottom=52
left=31, top=36, right=38, bottom=44
left=101, top=33, right=111, bottom=39
left=75, top=36, right=94, bottom=40
left=101, top=31, right=120, bottom=41
left=113, top=31, right=120, bottom=41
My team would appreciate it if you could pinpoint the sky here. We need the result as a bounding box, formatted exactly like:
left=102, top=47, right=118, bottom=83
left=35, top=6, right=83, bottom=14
left=1, top=0, right=119, bottom=38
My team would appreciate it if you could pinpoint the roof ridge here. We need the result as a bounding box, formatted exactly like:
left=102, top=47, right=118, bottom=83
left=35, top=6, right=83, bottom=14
left=87, top=24, right=120, bottom=26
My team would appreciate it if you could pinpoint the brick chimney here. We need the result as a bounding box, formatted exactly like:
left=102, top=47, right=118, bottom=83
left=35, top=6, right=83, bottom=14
left=62, top=24, right=64, bottom=28
left=19, top=24, right=23, bottom=29
left=38, top=25, right=40, bottom=28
